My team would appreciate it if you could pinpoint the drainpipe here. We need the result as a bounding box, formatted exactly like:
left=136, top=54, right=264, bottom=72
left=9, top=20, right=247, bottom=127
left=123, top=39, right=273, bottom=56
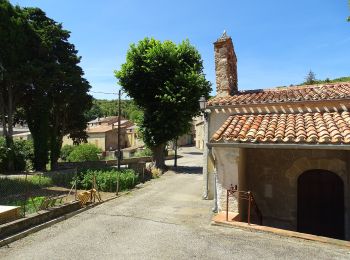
left=202, top=109, right=211, bottom=199
left=212, top=170, right=218, bottom=213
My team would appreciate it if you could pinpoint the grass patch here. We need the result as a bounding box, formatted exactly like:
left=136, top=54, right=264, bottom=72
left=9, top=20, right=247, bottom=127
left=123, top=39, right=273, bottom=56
left=0, top=175, right=52, bottom=198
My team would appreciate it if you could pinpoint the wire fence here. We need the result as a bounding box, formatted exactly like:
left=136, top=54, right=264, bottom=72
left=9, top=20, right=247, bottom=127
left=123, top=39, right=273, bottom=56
left=0, top=169, right=78, bottom=224
left=0, top=164, right=148, bottom=225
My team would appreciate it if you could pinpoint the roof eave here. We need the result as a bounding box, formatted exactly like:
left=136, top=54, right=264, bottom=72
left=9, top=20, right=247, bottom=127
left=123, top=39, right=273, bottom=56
left=207, top=142, right=350, bottom=150
left=207, top=98, right=350, bottom=110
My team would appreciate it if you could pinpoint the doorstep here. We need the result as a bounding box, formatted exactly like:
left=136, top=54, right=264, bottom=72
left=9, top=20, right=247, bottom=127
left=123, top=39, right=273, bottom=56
left=212, top=211, right=350, bottom=248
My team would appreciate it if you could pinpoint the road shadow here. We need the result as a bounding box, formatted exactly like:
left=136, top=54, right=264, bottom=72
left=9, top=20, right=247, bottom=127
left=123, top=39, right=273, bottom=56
left=169, top=166, right=203, bottom=174
left=182, top=152, right=203, bottom=155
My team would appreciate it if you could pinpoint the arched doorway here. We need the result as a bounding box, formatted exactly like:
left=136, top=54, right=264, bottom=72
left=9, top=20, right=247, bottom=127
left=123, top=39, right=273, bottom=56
left=297, top=169, right=344, bottom=239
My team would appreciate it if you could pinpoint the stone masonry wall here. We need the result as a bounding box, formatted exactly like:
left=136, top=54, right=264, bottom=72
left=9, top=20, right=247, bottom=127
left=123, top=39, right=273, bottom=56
left=245, top=148, right=350, bottom=233
left=214, top=33, right=238, bottom=97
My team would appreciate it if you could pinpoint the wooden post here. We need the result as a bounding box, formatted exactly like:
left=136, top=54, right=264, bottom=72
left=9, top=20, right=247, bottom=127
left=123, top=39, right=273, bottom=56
left=116, top=172, right=119, bottom=196
left=75, top=168, right=78, bottom=201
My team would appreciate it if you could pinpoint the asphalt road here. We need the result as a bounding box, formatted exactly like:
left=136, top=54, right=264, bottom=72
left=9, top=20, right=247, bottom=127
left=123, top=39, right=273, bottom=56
left=0, top=146, right=349, bottom=259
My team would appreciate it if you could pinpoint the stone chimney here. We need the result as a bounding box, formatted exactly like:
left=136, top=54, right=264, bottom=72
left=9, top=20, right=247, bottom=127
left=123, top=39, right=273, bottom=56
left=214, top=31, right=238, bottom=97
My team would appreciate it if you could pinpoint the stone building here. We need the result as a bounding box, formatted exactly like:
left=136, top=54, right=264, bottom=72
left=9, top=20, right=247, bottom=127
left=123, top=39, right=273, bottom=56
left=63, top=118, right=134, bottom=151
left=204, top=32, right=350, bottom=240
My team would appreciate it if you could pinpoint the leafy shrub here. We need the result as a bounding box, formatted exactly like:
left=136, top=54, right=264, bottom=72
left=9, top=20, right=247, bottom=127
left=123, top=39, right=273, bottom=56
left=13, top=139, right=34, bottom=171
left=0, top=137, right=34, bottom=172
left=60, top=145, right=75, bottom=161
left=134, top=147, right=153, bottom=157
left=76, top=168, right=138, bottom=192
left=67, top=143, right=102, bottom=162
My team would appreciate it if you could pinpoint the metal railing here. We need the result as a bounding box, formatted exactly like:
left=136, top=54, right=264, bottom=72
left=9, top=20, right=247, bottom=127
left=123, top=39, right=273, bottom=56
left=226, top=184, right=263, bottom=225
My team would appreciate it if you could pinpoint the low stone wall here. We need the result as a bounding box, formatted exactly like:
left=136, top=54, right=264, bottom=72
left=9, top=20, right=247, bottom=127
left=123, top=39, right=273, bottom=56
left=56, top=155, right=179, bottom=170
left=0, top=202, right=80, bottom=239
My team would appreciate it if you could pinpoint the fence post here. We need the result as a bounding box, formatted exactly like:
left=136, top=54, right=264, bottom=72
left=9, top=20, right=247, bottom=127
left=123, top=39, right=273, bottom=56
left=75, top=168, right=78, bottom=201
left=24, top=171, right=28, bottom=217
left=116, top=171, right=119, bottom=196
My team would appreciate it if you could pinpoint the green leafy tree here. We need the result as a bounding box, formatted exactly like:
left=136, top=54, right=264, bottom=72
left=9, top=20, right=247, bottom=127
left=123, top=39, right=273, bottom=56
left=0, top=0, right=38, bottom=170
left=304, top=70, right=317, bottom=85
left=115, top=38, right=211, bottom=169
left=22, top=7, right=92, bottom=170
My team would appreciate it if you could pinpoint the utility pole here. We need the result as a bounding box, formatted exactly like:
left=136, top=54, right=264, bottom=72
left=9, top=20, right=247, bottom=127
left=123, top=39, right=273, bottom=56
left=117, top=89, right=121, bottom=171
left=174, top=137, right=178, bottom=168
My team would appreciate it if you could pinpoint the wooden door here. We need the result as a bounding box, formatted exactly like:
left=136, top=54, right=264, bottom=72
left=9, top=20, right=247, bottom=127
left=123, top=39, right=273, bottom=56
left=297, top=170, right=344, bottom=239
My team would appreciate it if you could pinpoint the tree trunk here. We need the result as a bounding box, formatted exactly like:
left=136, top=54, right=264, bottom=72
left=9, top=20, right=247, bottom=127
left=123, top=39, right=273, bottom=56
left=0, top=92, right=6, bottom=137
left=50, top=132, right=62, bottom=171
left=6, top=85, right=14, bottom=171
left=151, top=143, right=166, bottom=171
left=27, top=102, right=49, bottom=171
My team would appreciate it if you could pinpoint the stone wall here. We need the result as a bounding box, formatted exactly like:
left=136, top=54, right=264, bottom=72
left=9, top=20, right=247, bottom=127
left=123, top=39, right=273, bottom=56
left=214, top=33, right=238, bottom=97
left=245, top=148, right=350, bottom=236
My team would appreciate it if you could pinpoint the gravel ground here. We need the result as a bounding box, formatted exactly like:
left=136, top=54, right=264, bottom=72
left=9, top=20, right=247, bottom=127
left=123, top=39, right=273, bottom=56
left=0, top=146, right=349, bottom=259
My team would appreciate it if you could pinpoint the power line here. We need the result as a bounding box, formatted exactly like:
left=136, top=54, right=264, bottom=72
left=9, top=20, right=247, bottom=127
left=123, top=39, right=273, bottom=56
left=89, top=91, right=117, bottom=95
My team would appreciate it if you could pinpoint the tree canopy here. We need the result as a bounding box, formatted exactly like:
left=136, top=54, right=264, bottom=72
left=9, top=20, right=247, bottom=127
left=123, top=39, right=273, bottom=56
left=115, top=38, right=211, bottom=169
left=0, top=0, right=92, bottom=171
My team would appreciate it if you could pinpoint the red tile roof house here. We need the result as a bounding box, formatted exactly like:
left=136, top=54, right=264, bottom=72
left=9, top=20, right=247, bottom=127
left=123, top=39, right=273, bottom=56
left=204, top=32, right=350, bottom=240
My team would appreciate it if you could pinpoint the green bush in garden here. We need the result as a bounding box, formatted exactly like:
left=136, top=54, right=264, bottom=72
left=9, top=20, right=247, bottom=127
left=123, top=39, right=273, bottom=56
left=67, top=143, right=101, bottom=162
left=60, top=145, right=75, bottom=161
left=0, top=137, right=34, bottom=172
left=75, top=168, right=138, bottom=192
left=134, top=147, right=153, bottom=157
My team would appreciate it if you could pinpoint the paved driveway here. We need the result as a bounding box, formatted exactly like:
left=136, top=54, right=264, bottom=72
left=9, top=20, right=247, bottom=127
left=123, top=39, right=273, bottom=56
left=0, top=146, right=349, bottom=259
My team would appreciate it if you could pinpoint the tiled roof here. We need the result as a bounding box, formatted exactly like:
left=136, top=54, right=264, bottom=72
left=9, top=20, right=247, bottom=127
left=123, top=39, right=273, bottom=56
left=207, top=83, right=350, bottom=106
left=211, top=111, right=350, bottom=144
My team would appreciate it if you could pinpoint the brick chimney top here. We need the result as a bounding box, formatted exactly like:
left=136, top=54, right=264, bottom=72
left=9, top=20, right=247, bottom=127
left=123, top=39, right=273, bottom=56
left=214, top=31, right=238, bottom=97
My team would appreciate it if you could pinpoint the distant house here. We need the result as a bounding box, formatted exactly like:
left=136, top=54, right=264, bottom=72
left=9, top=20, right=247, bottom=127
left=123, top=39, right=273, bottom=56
left=87, top=116, right=119, bottom=127
left=63, top=117, right=134, bottom=152
left=125, top=124, right=143, bottom=148
left=194, top=116, right=205, bottom=150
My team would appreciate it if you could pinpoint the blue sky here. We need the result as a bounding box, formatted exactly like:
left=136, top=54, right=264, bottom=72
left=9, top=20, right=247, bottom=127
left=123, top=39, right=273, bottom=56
left=10, top=0, right=350, bottom=99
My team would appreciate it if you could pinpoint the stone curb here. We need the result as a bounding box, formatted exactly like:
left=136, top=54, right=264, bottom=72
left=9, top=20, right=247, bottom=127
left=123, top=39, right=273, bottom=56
left=0, top=203, right=97, bottom=248
left=0, top=186, right=141, bottom=248
left=211, top=219, right=350, bottom=249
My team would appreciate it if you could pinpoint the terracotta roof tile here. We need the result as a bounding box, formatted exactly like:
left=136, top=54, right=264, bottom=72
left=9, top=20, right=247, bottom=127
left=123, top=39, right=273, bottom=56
left=207, top=83, right=350, bottom=106
left=211, top=111, right=350, bottom=144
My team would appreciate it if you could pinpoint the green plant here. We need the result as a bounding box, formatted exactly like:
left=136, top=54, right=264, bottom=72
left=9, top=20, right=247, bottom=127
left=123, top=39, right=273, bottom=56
left=67, top=143, right=102, bottom=162
left=0, top=137, right=34, bottom=172
left=134, top=147, right=153, bottom=157
left=60, top=145, right=75, bottom=161
left=76, top=168, right=138, bottom=192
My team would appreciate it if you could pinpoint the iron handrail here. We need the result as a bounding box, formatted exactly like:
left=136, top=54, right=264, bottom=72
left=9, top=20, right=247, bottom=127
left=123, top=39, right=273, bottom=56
left=226, top=184, right=263, bottom=225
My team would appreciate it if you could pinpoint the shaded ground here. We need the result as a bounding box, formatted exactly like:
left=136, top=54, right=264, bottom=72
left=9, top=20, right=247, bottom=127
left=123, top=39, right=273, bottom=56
left=1, top=146, right=349, bottom=259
